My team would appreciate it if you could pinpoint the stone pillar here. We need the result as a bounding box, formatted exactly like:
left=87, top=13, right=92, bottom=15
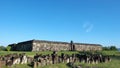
left=73, top=44, right=75, bottom=51
left=70, top=41, right=73, bottom=51
left=70, top=41, right=75, bottom=51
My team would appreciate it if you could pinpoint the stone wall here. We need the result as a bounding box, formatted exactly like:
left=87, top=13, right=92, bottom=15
left=16, top=42, right=32, bottom=51
left=9, top=40, right=33, bottom=51
left=9, top=40, right=102, bottom=51
left=75, top=43, right=102, bottom=51
left=32, top=40, right=70, bottom=51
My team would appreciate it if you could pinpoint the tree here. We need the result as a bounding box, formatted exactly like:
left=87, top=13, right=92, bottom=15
left=0, top=46, right=6, bottom=51
left=103, top=46, right=118, bottom=51
left=6, top=46, right=11, bottom=51
left=103, top=46, right=109, bottom=50
left=110, top=46, right=117, bottom=51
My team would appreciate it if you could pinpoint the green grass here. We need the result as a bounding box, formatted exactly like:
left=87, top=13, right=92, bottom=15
left=42, top=63, right=69, bottom=68
left=3, top=63, right=69, bottom=68
left=0, top=51, right=119, bottom=56
left=1, top=51, right=120, bottom=68
left=0, top=51, right=78, bottom=57
left=3, top=64, right=32, bottom=68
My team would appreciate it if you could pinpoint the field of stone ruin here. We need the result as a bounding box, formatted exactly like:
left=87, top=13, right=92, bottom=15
left=0, top=51, right=120, bottom=68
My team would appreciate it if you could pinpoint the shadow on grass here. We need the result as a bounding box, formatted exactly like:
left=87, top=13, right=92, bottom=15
left=109, top=55, right=120, bottom=60
left=66, top=62, right=106, bottom=68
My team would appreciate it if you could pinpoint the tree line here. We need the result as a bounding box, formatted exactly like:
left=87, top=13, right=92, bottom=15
left=102, top=46, right=118, bottom=51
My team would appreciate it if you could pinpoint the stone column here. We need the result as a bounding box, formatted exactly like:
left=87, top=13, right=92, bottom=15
left=70, top=41, right=73, bottom=51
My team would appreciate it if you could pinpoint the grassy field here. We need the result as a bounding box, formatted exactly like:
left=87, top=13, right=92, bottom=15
left=1, top=51, right=120, bottom=68
left=0, top=51, right=78, bottom=57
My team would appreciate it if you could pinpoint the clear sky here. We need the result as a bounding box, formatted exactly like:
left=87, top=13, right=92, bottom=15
left=0, top=0, right=120, bottom=48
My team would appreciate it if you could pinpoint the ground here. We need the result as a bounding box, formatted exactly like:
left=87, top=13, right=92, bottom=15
left=0, top=51, right=120, bottom=68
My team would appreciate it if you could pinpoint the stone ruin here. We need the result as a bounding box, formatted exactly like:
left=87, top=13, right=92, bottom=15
left=9, top=40, right=102, bottom=51
left=0, top=51, right=111, bottom=68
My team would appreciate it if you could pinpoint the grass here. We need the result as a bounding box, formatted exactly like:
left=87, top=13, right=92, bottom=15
left=42, top=63, right=69, bottom=68
left=3, top=63, right=69, bottom=68
left=3, top=64, right=32, bottom=68
left=0, top=51, right=120, bottom=68
left=0, top=51, right=78, bottom=57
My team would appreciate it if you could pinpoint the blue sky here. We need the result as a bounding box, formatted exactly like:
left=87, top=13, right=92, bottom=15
left=0, top=0, right=120, bottom=48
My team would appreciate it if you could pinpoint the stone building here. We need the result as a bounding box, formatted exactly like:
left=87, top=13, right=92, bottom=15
left=9, top=40, right=102, bottom=51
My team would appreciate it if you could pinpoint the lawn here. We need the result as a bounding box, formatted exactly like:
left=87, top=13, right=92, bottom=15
left=0, top=51, right=78, bottom=57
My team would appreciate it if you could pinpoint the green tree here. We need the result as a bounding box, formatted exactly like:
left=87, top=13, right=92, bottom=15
left=103, top=46, right=109, bottom=50
left=110, top=46, right=117, bottom=51
left=0, top=46, right=6, bottom=51
left=103, top=46, right=118, bottom=51
left=6, top=46, right=11, bottom=51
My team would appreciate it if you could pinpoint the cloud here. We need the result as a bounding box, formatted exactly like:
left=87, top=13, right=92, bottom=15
left=83, top=22, right=94, bottom=32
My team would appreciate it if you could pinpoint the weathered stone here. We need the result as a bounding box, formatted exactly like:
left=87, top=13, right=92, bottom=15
left=9, top=40, right=102, bottom=51
left=21, top=55, right=27, bottom=64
